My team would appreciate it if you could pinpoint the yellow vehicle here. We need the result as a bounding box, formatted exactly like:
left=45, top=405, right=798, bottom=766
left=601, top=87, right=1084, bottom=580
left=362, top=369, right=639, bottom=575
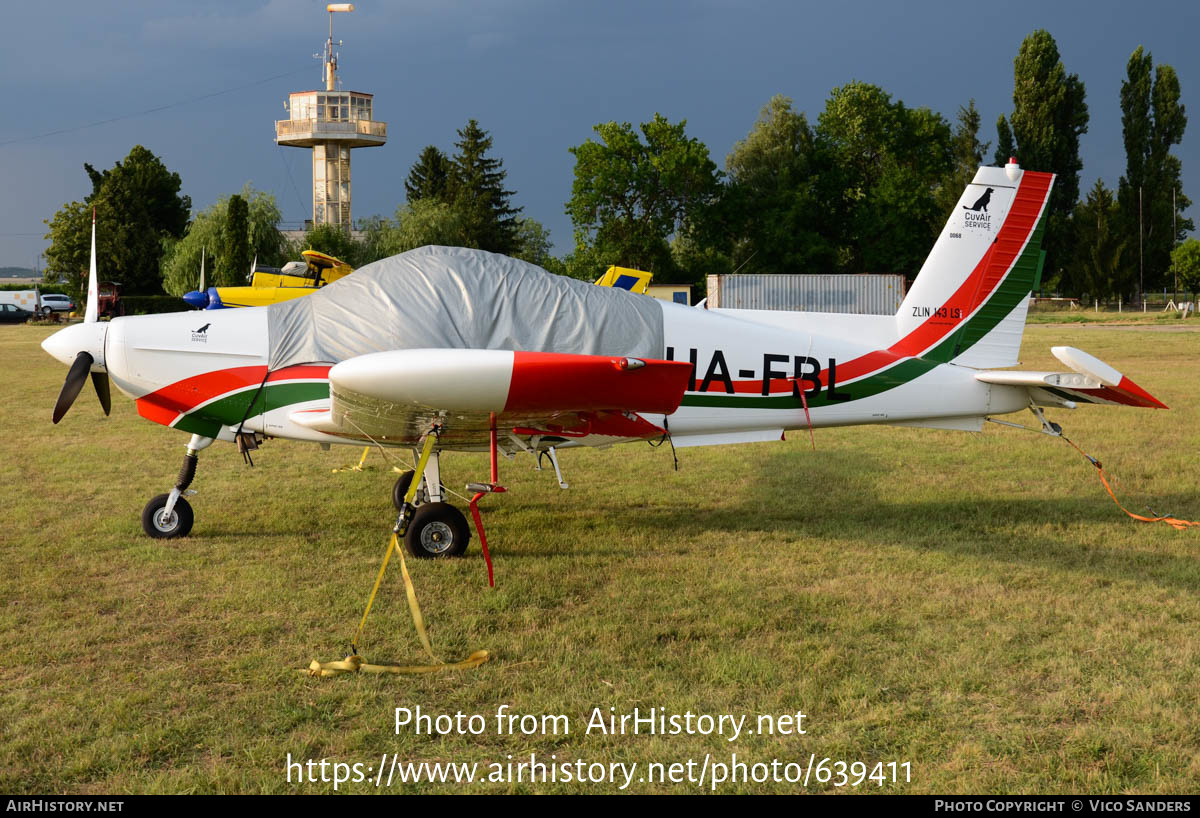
left=182, top=250, right=353, bottom=310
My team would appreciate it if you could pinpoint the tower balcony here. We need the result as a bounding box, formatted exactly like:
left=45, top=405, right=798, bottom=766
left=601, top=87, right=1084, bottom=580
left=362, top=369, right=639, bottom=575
left=275, top=117, right=387, bottom=148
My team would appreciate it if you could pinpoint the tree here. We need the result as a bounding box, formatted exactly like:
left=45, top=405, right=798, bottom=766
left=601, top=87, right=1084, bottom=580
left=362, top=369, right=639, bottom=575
left=450, top=120, right=522, bottom=254
left=405, top=145, right=452, bottom=203
left=1065, top=179, right=1126, bottom=299
left=721, top=95, right=834, bottom=275
left=160, top=186, right=288, bottom=296
left=993, top=115, right=1016, bottom=166
left=84, top=145, right=190, bottom=239
left=815, top=81, right=953, bottom=275
left=45, top=145, right=191, bottom=295
left=1118, top=47, right=1192, bottom=299
left=996, top=30, right=1089, bottom=286
left=302, top=222, right=359, bottom=267
left=393, top=198, right=469, bottom=252
left=566, top=114, right=721, bottom=283
left=1171, top=238, right=1200, bottom=295
left=216, top=194, right=251, bottom=286
left=510, top=217, right=556, bottom=268
left=938, top=100, right=991, bottom=217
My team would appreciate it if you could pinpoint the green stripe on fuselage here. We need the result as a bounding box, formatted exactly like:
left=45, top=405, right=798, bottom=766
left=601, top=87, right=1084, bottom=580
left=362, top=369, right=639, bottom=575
left=173, top=381, right=329, bottom=437
left=680, top=357, right=939, bottom=410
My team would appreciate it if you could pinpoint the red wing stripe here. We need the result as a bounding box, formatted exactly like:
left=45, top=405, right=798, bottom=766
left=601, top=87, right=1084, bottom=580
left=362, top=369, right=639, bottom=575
left=506, top=352, right=692, bottom=414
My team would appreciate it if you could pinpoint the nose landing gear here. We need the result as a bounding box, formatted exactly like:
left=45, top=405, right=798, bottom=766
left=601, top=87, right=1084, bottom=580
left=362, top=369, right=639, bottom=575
left=141, top=434, right=213, bottom=538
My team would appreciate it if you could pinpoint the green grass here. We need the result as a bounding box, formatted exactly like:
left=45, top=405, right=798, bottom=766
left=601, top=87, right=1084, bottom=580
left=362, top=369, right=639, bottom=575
left=1027, top=305, right=1197, bottom=325
left=2, top=323, right=1198, bottom=794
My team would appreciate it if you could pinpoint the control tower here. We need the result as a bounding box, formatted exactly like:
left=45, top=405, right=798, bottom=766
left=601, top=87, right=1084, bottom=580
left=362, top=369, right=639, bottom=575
left=275, top=4, right=386, bottom=231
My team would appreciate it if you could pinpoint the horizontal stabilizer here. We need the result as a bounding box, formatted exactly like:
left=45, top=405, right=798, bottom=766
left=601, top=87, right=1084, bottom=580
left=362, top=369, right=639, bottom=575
left=976, top=346, right=1166, bottom=409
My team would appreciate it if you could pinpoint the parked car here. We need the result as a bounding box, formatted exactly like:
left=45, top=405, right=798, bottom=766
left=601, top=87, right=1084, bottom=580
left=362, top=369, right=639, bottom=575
left=0, top=303, right=35, bottom=324
left=40, top=294, right=75, bottom=315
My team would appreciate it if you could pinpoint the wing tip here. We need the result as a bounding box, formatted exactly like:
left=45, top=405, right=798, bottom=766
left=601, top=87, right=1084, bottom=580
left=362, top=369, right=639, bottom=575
left=1116, top=376, right=1168, bottom=409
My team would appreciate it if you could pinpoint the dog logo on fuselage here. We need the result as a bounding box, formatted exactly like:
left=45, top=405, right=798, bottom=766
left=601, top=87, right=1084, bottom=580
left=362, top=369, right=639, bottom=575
left=964, top=188, right=994, bottom=212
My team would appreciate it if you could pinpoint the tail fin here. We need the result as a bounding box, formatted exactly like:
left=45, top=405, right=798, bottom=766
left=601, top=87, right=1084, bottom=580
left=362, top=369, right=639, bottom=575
left=594, top=265, right=652, bottom=294
left=895, top=160, right=1054, bottom=368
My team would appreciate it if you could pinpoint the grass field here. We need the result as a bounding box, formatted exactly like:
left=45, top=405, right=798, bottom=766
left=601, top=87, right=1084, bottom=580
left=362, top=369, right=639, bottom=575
left=1, top=322, right=1198, bottom=794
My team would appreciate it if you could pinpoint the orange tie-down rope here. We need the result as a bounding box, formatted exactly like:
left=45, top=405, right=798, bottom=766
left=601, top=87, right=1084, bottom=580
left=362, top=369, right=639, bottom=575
left=1063, top=436, right=1200, bottom=531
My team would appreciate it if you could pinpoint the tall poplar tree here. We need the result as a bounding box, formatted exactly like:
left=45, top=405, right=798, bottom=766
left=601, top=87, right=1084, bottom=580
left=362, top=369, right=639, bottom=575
left=996, top=30, right=1089, bottom=285
left=1118, top=46, right=1192, bottom=298
left=217, top=194, right=251, bottom=287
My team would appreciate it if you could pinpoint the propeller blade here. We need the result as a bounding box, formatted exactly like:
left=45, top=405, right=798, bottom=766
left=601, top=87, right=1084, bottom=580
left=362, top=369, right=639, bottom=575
left=52, top=351, right=94, bottom=424
left=91, top=370, right=111, bottom=416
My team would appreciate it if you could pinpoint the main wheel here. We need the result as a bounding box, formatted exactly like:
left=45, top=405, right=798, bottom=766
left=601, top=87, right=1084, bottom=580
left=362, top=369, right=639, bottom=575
left=392, top=470, right=445, bottom=510
left=141, top=493, right=194, bottom=538
left=393, top=470, right=424, bottom=510
left=404, top=502, right=470, bottom=558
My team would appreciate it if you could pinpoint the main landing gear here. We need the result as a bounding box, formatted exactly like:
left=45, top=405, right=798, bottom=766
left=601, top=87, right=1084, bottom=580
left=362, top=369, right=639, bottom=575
left=392, top=445, right=472, bottom=559
left=142, top=434, right=213, bottom=538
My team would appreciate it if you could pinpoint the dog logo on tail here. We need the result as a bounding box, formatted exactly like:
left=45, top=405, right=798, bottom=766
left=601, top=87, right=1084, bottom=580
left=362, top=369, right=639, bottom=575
left=963, top=188, right=994, bottom=213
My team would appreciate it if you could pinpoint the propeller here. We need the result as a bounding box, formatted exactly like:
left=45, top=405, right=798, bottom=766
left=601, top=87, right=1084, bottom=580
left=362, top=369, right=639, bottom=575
left=46, top=209, right=112, bottom=424
left=91, top=369, right=111, bottom=416
left=52, top=352, right=109, bottom=423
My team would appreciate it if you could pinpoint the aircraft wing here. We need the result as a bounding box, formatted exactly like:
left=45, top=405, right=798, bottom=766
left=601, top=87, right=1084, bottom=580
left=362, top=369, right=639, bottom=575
left=290, top=349, right=693, bottom=449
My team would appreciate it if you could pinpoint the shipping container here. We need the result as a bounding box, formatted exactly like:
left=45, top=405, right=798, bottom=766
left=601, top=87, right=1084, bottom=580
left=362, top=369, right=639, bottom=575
left=705, top=274, right=905, bottom=315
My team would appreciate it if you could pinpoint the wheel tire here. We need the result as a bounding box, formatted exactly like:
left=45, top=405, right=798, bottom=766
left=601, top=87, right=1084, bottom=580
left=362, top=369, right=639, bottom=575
left=392, top=470, right=445, bottom=510
left=41, top=306, right=52, bottom=316
left=141, top=493, right=194, bottom=538
left=404, top=502, right=470, bottom=558
left=393, top=470, right=423, bottom=510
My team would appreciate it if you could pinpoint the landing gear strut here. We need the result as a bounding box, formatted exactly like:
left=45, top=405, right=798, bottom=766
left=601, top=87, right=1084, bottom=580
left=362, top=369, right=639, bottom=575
left=393, top=432, right=472, bottom=559
left=142, top=434, right=212, bottom=538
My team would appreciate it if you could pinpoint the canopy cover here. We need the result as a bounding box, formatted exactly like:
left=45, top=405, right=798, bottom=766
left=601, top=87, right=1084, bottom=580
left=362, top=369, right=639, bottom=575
left=267, top=246, right=665, bottom=370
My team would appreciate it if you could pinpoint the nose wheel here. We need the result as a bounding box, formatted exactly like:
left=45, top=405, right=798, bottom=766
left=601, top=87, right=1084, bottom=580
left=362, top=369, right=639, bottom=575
left=142, top=494, right=194, bottom=538
left=141, top=434, right=212, bottom=538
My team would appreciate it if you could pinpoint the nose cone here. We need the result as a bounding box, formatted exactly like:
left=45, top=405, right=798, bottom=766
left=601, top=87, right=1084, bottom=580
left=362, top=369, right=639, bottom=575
left=42, top=321, right=108, bottom=370
left=182, top=289, right=209, bottom=309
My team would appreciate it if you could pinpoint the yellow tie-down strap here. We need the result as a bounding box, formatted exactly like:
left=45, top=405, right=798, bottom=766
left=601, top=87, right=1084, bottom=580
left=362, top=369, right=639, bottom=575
left=331, top=446, right=371, bottom=473
left=305, top=433, right=491, bottom=676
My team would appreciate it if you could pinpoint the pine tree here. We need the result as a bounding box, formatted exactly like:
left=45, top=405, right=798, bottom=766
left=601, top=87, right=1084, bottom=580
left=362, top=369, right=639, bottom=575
left=449, top=119, right=522, bottom=254
left=939, top=100, right=991, bottom=216
left=404, top=145, right=452, bottom=203
left=1066, top=179, right=1126, bottom=299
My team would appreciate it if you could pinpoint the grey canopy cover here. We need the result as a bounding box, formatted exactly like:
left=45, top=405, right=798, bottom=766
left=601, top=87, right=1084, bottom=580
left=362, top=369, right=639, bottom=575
left=267, top=246, right=665, bottom=370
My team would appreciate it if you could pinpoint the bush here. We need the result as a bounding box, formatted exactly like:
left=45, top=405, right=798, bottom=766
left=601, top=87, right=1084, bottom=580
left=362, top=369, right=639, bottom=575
left=0, top=283, right=70, bottom=294
left=121, top=295, right=186, bottom=315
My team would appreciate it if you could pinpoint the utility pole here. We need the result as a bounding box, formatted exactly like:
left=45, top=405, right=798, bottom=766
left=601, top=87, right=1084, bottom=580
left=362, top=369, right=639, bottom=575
left=1138, top=186, right=1144, bottom=305
left=1173, top=186, right=1178, bottom=302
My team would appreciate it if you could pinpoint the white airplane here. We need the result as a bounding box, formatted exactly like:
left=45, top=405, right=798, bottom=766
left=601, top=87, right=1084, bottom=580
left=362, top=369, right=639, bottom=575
left=43, top=161, right=1166, bottom=556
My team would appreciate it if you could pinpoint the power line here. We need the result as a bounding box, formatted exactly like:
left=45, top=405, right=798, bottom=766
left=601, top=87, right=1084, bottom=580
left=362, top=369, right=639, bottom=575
left=0, top=67, right=310, bottom=147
